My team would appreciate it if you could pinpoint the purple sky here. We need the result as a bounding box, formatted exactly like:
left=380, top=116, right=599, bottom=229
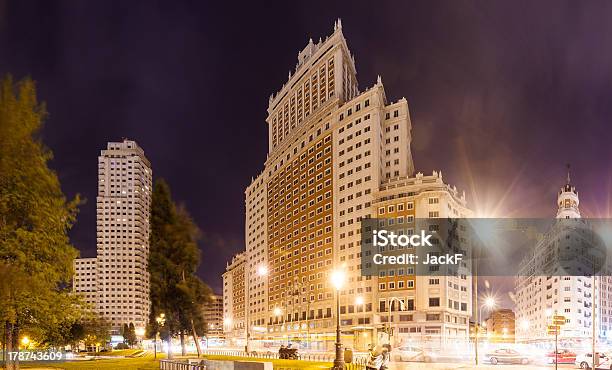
left=1, top=1, right=611, bottom=292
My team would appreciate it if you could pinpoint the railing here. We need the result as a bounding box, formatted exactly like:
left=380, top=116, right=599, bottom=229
left=345, top=356, right=368, bottom=370
left=201, top=349, right=333, bottom=362
left=160, top=360, right=205, bottom=370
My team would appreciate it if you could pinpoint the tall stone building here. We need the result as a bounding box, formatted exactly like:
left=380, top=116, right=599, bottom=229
left=485, top=309, right=516, bottom=343
left=73, top=257, right=97, bottom=308
left=226, top=20, right=473, bottom=351
left=371, top=172, right=472, bottom=348
left=204, top=294, right=225, bottom=339
left=222, top=252, right=246, bottom=342
left=74, top=139, right=152, bottom=335
left=515, top=171, right=595, bottom=344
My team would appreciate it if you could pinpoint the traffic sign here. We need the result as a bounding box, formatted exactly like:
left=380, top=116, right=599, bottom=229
left=553, top=315, right=566, bottom=325
left=547, top=325, right=560, bottom=335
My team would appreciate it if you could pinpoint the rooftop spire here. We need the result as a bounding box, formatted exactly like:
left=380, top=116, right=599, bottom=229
left=566, top=163, right=571, bottom=185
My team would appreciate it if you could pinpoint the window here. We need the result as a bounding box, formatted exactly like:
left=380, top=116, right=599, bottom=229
left=429, top=297, right=440, bottom=307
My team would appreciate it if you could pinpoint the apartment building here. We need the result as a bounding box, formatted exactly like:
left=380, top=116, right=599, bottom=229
left=515, top=173, right=595, bottom=345
left=223, top=252, right=246, bottom=343
left=204, top=294, right=224, bottom=339
left=74, top=140, right=153, bottom=335
left=97, top=140, right=152, bottom=333
left=228, top=20, right=473, bottom=351
left=371, top=172, right=472, bottom=349
left=73, top=257, right=97, bottom=308
left=485, top=309, right=516, bottom=343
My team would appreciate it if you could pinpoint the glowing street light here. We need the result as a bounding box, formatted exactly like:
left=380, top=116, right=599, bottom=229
left=273, top=307, right=283, bottom=317
left=154, top=313, right=166, bottom=359
left=257, top=265, right=269, bottom=276
left=520, top=319, right=529, bottom=331
left=21, top=336, right=30, bottom=349
left=355, top=296, right=364, bottom=306
left=330, top=269, right=346, bottom=290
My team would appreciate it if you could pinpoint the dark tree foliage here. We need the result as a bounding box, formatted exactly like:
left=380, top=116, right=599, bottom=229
left=0, top=76, right=82, bottom=368
left=147, top=179, right=212, bottom=358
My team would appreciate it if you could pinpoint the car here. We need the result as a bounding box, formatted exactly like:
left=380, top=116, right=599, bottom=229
left=546, top=349, right=576, bottom=364
left=391, top=346, right=435, bottom=362
left=485, top=348, right=530, bottom=365
left=575, top=352, right=611, bottom=369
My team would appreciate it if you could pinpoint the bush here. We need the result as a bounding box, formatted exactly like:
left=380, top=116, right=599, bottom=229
left=115, top=342, right=130, bottom=350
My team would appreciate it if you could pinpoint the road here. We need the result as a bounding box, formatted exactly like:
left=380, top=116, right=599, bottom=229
left=386, top=363, right=575, bottom=370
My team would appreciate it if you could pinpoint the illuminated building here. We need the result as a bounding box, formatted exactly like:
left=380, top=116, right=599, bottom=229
left=515, top=171, right=594, bottom=343
left=74, top=139, right=152, bottom=335
left=227, top=20, right=473, bottom=350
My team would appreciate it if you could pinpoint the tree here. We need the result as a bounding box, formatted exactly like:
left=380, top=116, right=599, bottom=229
left=121, top=323, right=137, bottom=348
left=147, top=179, right=212, bottom=358
left=82, top=317, right=111, bottom=351
left=0, top=76, right=81, bottom=369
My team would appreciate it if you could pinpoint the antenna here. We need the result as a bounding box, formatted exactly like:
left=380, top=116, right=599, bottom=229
left=566, top=163, right=571, bottom=184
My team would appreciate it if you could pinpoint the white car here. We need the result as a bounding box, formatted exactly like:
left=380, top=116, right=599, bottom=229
left=575, top=352, right=611, bottom=369
left=392, top=346, right=435, bottom=362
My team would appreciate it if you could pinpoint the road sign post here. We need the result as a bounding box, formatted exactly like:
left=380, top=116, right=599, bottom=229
left=548, top=315, right=566, bottom=370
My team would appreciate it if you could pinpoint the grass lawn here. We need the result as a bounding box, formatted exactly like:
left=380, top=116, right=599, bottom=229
left=21, top=353, right=161, bottom=370
left=21, top=353, right=333, bottom=370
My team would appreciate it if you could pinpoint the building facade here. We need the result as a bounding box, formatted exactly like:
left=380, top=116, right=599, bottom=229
left=73, top=257, right=97, bottom=308
left=223, top=20, right=474, bottom=351
left=223, top=252, right=246, bottom=343
left=372, top=172, right=472, bottom=349
left=204, top=294, right=224, bottom=339
left=96, top=140, right=152, bottom=333
left=74, top=139, right=152, bottom=335
left=515, top=172, right=595, bottom=345
left=485, top=309, right=516, bottom=343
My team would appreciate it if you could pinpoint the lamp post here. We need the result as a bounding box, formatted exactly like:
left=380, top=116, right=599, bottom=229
left=155, top=313, right=166, bottom=360
left=245, top=264, right=268, bottom=353
left=223, top=317, right=232, bottom=344
left=475, top=296, right=496, bottom=365
left=386, top=297, right=405, bottom=346
left=331, top=269, right=346, bottom=370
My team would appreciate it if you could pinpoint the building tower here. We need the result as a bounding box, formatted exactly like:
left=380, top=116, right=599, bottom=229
left=556, top=165, right=580, bottom=219
left=96, top=139, right=152, bottom=334
left=231, top=20, right=472, bottom=351
left=516, top=167, right=594, bottom=343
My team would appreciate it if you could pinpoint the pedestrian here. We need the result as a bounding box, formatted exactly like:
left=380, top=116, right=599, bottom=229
left=366, top=344, right=387, bottom=370
left=380, top=344, right=392, bottom=370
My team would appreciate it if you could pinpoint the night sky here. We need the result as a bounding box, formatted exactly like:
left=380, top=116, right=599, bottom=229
left=1, top=1, right=612, bottom=294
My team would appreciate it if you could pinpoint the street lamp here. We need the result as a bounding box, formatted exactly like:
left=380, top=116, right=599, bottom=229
left=385, top=297, right=405, bottom=346
left=355, top=296, right=364, bottom=307
left=480, top=296, right=496, bottom=327
left=257, top=265, right=269, bottom=276
left=155, top=313, right=166, bottom=360
left=245, top=264, right=269, bottom=353
left=475, top=295, right=496, bottom=365
left=330, top=269, right=346, bottom=370
left=273, top=307, right=283, bottom=318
